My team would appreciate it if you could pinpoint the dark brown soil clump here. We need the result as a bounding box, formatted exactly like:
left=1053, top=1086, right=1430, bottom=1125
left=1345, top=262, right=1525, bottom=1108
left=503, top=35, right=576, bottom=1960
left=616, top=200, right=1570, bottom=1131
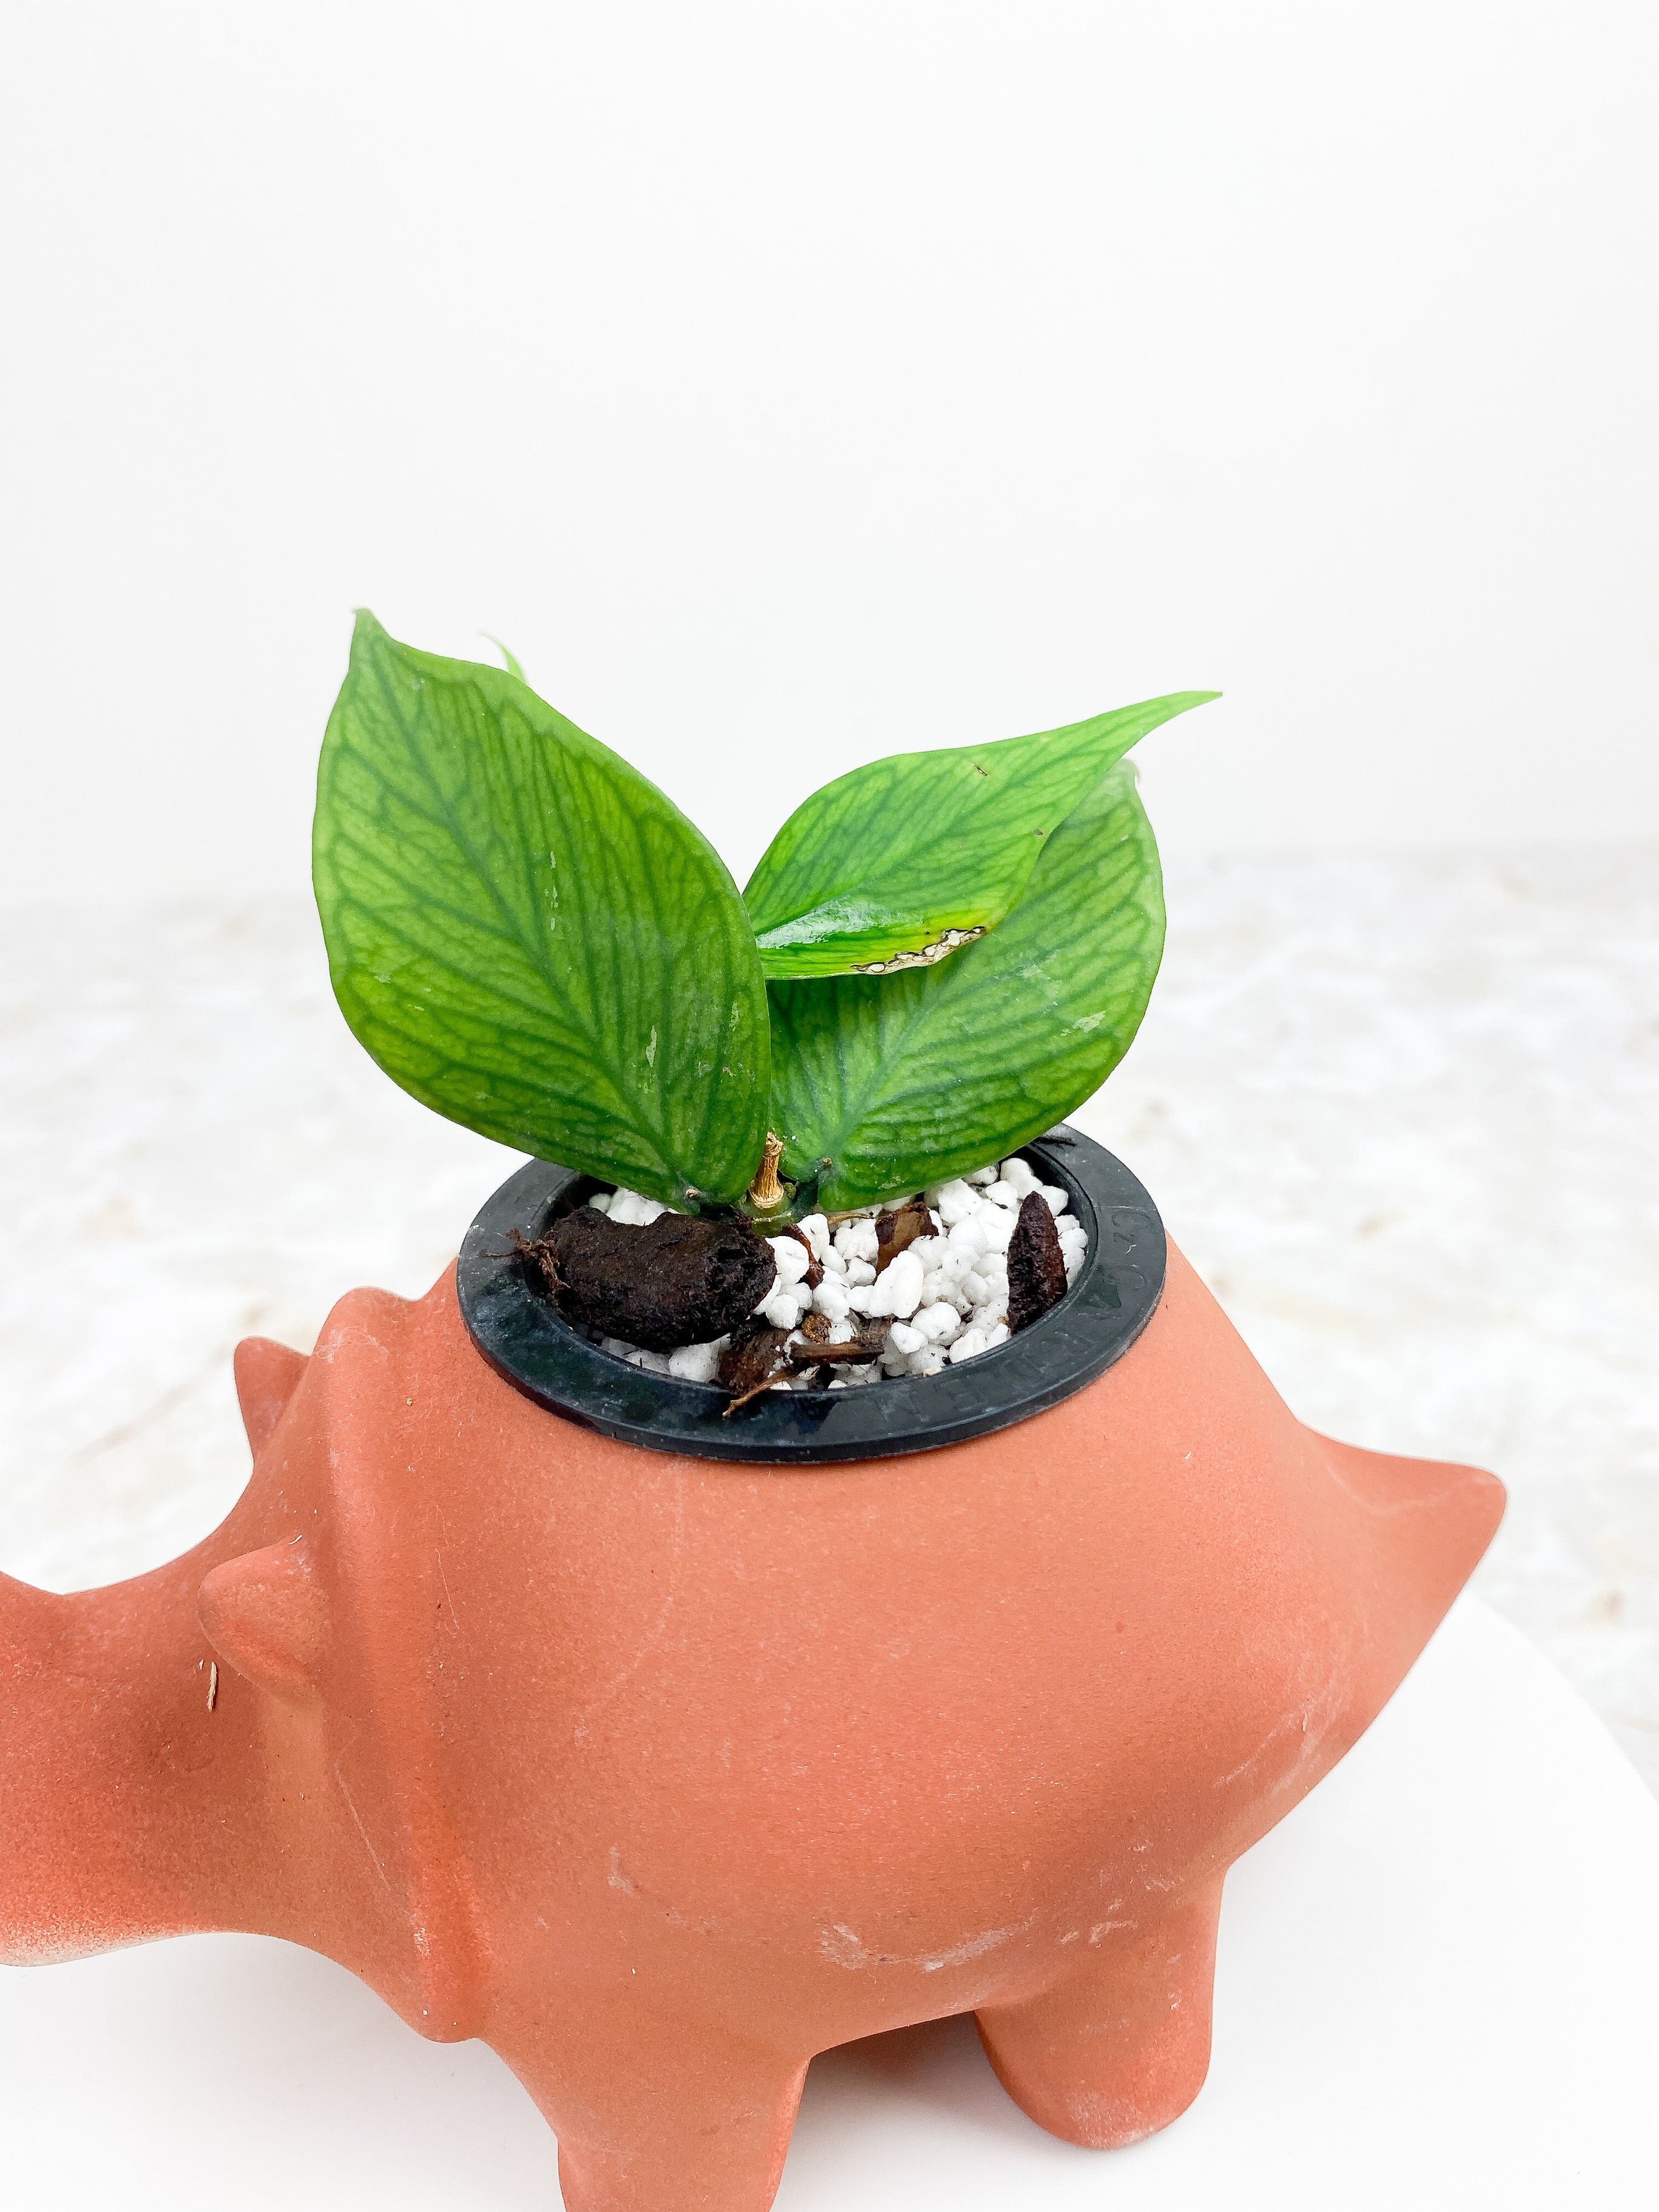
left=520, top=1209, right=777, bottom=1353
left=1006, top=1191, right=1068, bottom=1332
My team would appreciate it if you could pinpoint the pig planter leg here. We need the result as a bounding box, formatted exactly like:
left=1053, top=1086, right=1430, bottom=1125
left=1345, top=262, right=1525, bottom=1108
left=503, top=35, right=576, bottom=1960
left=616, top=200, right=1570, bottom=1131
left=493, top=2006, right=808, bottom=2212
left=976, top=1878, right=1225, bottom=2148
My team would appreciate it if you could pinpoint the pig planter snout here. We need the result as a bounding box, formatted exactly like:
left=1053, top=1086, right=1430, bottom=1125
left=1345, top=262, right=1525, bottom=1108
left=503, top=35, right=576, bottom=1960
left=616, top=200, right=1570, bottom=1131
left=1, top=1243, right=1502, bottom=2212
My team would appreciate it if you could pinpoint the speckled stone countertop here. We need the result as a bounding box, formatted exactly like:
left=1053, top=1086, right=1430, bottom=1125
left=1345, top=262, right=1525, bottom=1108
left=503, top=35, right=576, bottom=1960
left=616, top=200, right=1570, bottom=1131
left=2, top=851, right=1655, bottom=1790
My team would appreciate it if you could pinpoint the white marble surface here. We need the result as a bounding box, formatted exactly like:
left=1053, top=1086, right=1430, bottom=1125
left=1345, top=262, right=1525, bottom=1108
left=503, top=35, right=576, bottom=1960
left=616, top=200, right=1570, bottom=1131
left=2, top=851, right=1656, bottom=1790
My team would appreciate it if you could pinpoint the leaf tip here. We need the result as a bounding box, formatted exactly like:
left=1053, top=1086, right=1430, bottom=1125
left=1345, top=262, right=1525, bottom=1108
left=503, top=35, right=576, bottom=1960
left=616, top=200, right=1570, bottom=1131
left=480, top=631, right=526, bottom=683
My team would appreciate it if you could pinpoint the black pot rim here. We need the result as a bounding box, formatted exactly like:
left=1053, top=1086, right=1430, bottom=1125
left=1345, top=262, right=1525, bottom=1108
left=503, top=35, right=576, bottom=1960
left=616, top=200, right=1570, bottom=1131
left=456, top=1128, right=1165, bottom=1465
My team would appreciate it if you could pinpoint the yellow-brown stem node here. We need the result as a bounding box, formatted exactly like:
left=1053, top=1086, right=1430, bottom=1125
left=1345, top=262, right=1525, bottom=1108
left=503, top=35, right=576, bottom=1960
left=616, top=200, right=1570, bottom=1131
left=748, top=1132, right=786, bottom=1212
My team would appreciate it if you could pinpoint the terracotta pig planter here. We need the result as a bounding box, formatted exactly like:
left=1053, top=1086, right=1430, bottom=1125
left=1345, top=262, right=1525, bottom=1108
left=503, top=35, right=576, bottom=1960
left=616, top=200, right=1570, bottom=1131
left=0, top=1136, right=1502, bottom=2212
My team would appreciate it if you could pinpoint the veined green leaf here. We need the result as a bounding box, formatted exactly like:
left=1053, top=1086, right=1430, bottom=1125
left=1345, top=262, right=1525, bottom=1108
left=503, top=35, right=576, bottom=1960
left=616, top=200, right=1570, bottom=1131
left=744, top=691, right=1211, bottom=979
left=766, top=763, right=1164, bottom=1210
left=314, top=611, right=769, bottom=1209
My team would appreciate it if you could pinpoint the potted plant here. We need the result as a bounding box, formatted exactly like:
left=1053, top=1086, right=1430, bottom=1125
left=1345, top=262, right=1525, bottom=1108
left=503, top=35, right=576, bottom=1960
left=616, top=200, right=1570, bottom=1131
left=0, top=616, right=1503, bottom=2212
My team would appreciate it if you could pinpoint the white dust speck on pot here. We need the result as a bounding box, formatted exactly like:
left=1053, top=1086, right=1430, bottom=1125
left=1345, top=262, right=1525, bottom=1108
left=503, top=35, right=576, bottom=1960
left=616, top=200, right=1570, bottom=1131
left=593, top=1151, right=1086, bottom=1390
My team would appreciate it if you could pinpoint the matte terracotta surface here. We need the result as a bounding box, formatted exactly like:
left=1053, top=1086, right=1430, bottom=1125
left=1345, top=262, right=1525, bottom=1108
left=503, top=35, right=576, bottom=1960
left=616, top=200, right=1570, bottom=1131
left=0, top=1244, right=1501, bottom=2211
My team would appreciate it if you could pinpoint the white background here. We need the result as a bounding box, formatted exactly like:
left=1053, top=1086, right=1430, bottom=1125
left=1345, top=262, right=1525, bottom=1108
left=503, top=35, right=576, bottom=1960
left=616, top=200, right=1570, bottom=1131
left=1, top=1, right=1655, bottom=906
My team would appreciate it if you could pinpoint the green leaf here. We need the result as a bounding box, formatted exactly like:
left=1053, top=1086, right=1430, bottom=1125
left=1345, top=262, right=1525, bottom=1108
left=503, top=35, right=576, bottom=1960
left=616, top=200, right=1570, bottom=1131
left=766, top=763, right=1164, bottom=1211
left=744, top=691, right=1211, bottom=979
left=314, top=611, right=770, bottom=1209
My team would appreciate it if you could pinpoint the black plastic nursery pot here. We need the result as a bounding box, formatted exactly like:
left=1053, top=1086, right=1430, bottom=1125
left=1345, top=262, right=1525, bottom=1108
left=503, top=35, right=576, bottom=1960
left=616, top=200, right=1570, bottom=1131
left=457, top=1127, right=1166, bottom=1464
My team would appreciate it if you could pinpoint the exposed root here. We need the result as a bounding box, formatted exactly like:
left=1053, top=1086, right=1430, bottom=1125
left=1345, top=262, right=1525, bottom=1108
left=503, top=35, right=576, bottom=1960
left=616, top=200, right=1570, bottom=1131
left=510, top=1227, right=564, bottom=1294
left=719, top=1322, right=794, bottom=1411
left=773, top=1221, right=823, bottom=1287
left=719, top=1314, right=891, bottom=1411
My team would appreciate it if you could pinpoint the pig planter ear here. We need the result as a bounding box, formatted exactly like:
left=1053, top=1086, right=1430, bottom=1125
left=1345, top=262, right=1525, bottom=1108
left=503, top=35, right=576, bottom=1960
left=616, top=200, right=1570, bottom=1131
left=0, top=1134, right=1503, bottom=2212
left=233, top=1334, right=309, bottom=1456
left=197, top=1344, right=327, bottom=1704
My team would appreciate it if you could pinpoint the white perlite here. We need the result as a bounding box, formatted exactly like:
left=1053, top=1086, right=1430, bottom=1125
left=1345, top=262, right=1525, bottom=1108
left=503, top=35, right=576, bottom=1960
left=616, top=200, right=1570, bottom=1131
left=593, top=1157, right=1086, bottom=1390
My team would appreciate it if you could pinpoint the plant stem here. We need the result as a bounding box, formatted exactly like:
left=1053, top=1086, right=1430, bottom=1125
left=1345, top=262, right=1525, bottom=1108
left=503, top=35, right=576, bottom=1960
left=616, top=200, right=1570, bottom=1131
left=746, top=1132, right=787, bottom=1214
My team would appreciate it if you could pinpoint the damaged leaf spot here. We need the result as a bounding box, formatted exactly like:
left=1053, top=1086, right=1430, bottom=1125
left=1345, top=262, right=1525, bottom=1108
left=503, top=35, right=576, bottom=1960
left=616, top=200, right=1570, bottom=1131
left=852, top=926, right=986, bottom=977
